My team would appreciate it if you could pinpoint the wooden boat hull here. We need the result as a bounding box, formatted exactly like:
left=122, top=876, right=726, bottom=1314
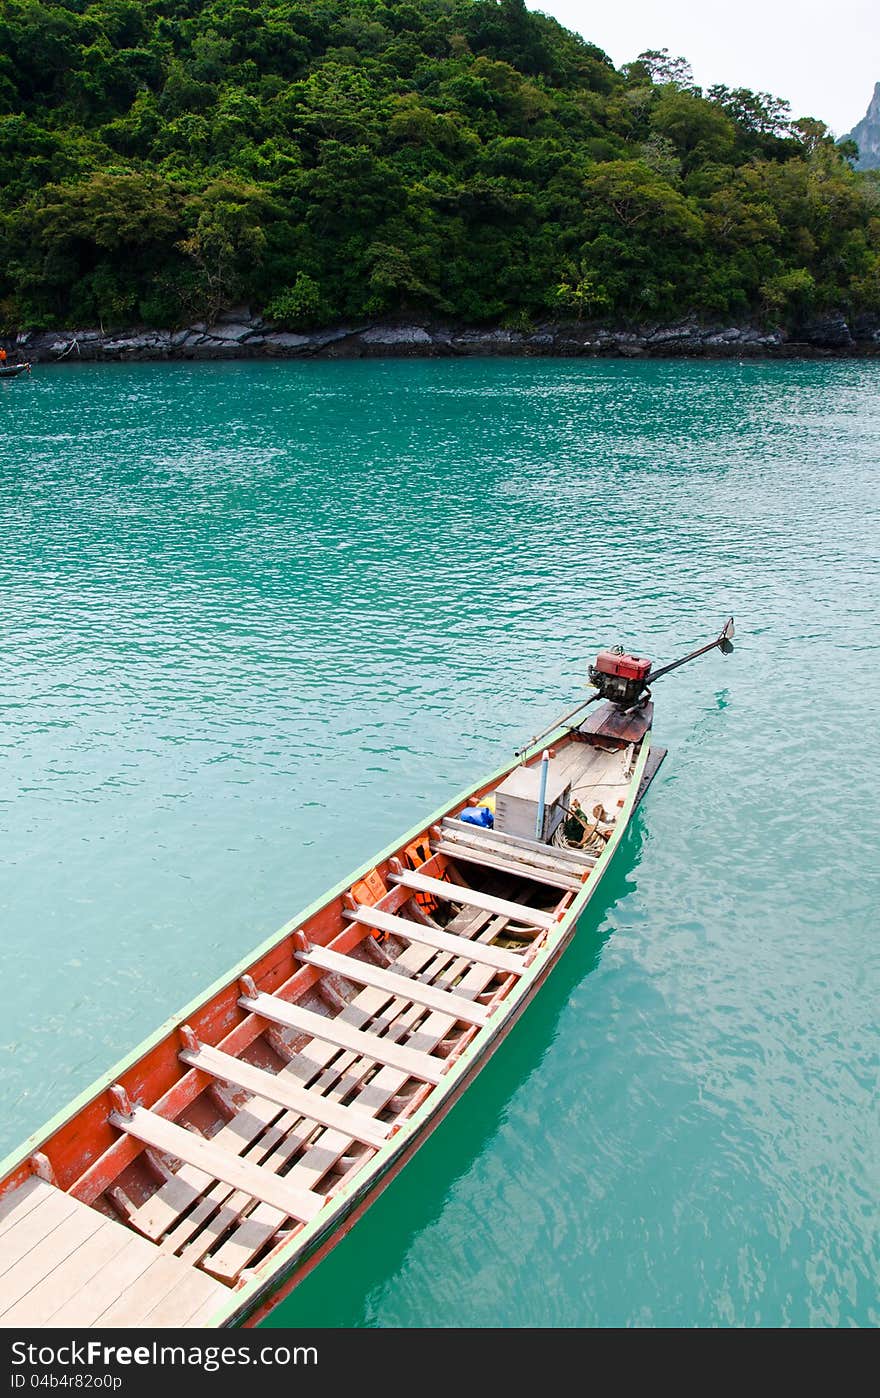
left=0, top=712, right=658, bottom=1329
left=0, top=364, right=29, bottom=378
left=234, top=737, right=653, bottom=1326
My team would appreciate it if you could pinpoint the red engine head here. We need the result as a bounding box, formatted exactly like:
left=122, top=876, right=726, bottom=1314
left=593, top=650, right=652, bottom=682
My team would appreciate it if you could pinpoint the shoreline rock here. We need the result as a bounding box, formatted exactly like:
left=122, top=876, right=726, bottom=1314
left=5, top=311, right=880, bottom=365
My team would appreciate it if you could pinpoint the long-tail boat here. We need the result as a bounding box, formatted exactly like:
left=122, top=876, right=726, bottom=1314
left=0, top=363, right=30, bottom=379
left=0, top=622, right=734, bottom=1329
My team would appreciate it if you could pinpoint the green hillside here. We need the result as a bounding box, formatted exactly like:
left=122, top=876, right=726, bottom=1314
left=1, top=0, right=878, bottom=330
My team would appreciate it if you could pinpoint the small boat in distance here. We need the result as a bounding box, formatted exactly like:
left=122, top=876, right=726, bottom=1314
left=0, top=362, right=31, bottom=379
left=0, top=620, right=734, bottom=1329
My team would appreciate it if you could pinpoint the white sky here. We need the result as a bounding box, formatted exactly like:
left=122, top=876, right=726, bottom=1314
left=537, top=1, right=879, bottom=135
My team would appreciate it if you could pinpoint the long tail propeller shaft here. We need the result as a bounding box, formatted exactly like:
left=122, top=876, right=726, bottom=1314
left=646, top=616, right=735, bottom=683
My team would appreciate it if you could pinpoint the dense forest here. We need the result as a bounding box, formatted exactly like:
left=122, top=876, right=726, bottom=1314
left=1, top=0, right=879, bottom=331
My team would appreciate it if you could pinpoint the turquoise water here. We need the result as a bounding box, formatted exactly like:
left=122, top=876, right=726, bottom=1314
left=1, top=357, right=878, bottom=1328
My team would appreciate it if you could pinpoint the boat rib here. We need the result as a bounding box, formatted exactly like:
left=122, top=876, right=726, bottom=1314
left=204, top=907, right=516, bottom=1284
left=128, top=919, right=487, bottom=1251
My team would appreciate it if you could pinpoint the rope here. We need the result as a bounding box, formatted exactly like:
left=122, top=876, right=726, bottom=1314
left=552, top=803, right=611, bottom=856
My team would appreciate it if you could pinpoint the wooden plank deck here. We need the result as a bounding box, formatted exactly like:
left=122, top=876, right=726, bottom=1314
left=0, top=1176, right=53, bottom=1238
left=344, top=905, right=526, bottom=974
left=49, top=1233, right=164, bottom=1328
left=389, top=869, right=558, bottom=928
left=179, top=1041, right=392, bottom=1149
left=97, top=1256, right=221, bottom=1330
left=3, top=1213, right=145, bottom=1328
left=241, top=992, right=446, bottom=1084
left=190, top=906, right=503, bottom=1280
left=432, top=837, right=583, bottom=890
left=440, top=817, right=596, bottom=869
left=205, top=907, right=515, bottom=1283
left=0, top=1185, right=79, bottom=1281
left=295, top=945, right=491, bottom=1026
left=0, top=1179, right=226, bottom=1329
left=110, top=1108, right=326, bottom=1224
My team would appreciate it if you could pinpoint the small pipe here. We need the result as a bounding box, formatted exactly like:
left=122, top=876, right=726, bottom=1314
left=535, top=749, right=550, bottom=841
left=515, top=692, right=601, bottom=758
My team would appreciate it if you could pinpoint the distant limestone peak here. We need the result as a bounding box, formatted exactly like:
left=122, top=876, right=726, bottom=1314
left=844, top=81, right=880, bottom=168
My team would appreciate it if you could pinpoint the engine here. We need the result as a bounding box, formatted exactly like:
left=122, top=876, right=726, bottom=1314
left=587, top=646, right=652, bottom=709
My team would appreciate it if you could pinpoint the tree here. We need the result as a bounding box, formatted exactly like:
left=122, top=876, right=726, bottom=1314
left=365, top=241, right=430, bottom=314
left=650, top=87, right=736, bottom=170
left=629, top=48, right=698, bottom=91
left=265, top=273, right=325, bottom=328
left=761, top=267, right=816, bottom=317
left=707, top=85, right=791, bottom=137
left=551, top=265, right=609, bottom=318
left=792, top=117, right=833, bottom=153
left=581, top=160, right=701, bottom=238
left=178, top=180, right=269, bottom=321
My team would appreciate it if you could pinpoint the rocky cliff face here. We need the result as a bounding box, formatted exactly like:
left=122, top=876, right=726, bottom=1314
left=4, top=311, right=880, bottom=365
left=844, top=82, right=880, bottom=169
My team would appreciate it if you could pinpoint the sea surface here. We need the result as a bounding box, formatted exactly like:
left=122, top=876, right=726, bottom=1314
left=1, top=357, right=877, bottom=1328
